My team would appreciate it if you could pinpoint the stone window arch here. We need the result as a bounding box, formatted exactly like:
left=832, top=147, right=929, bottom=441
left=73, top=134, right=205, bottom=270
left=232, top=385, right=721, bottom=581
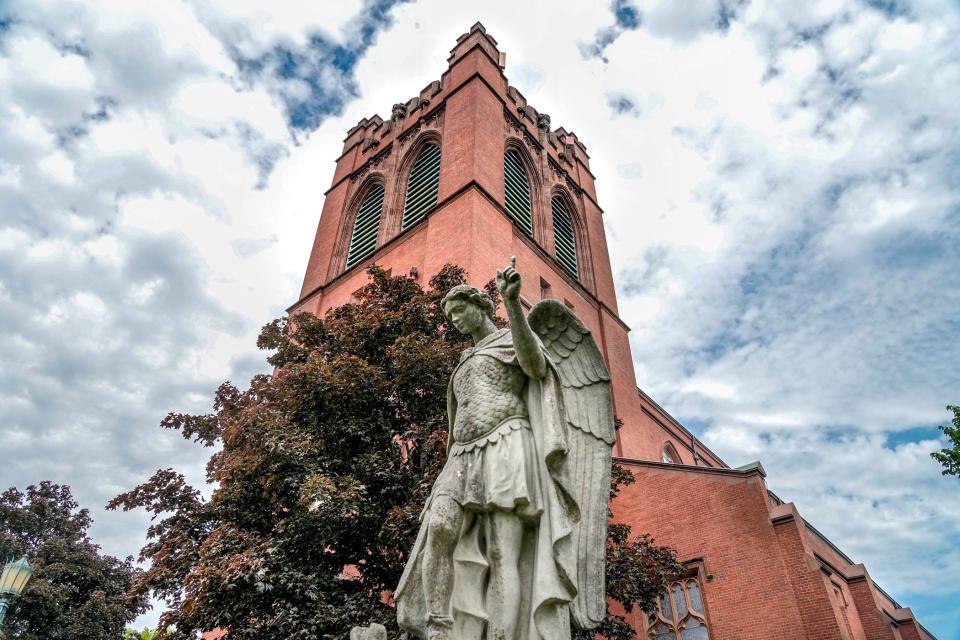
left=397, top=136, right=441, bottom=232
left=503, top=141, right=538, bottom=236
left=662, top=442, right=681, bottom=464
left=345, top=181, right=386, bottom=269
left=335, top=175, right=386, bottom=274
left=550, top=188, right=583, bottom=281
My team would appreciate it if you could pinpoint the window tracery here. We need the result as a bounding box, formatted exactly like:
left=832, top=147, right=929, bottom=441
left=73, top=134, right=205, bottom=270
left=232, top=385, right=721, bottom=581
left=647, top=577, right=711, bottom=640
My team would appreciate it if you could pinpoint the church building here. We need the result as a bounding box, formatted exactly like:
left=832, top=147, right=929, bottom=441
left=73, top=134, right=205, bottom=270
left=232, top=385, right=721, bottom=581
left=287, top=23, right=934, bottom=640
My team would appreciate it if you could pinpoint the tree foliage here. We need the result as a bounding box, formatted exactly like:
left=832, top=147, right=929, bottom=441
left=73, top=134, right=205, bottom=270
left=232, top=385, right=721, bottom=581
left=110, top=265, right=680, bottom=639
left=0, top=481, right=147, bottom=639
left=931, top=405, right=960, bottom=477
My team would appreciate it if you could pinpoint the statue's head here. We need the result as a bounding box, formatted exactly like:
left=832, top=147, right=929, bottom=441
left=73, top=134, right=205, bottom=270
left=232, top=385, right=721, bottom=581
left=441, top=284, right=495, bottom=334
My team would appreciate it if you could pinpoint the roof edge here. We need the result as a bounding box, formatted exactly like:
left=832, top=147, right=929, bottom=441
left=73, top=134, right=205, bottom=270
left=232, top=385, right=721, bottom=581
left=614, top=456, right=765, bottom=478
left=637, top=386, right=729, bottom=468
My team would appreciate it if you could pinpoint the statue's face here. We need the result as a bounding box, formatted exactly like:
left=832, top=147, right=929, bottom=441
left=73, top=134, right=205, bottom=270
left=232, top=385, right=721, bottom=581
left=445, top=298, right=485, bottom=335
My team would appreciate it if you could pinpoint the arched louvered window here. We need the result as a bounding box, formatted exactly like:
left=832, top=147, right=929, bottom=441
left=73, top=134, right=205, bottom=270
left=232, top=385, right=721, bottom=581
left=401, top=143, right=441, bottom=231
left=345, top=183, right=385, bottom=269
left=504, top=149, right=533, bottom=235
left=552, top=195, right=579, bottom=279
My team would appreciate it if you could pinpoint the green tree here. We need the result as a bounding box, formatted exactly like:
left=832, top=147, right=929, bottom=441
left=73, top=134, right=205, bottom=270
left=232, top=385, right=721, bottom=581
left=110, top=265, right=679, bottom=639
left=124, top=629, right=160, bottom=640
left=0, top=482, right=147, bottom=639
left=931, top=405, right=960, bottom=477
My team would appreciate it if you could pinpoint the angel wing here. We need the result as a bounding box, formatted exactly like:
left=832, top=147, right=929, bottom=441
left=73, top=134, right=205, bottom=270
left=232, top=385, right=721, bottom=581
left=528, top=299, right=615, bottom=630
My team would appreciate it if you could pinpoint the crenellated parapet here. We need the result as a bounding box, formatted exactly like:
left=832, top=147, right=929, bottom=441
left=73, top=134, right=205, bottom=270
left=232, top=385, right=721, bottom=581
left=303, top=21, right=619, bottom=340
left=503, top=84, right=590, bottom=170
left=340, top=22, right=593, bottom=194
left=342, top=80, right=443, bottom=156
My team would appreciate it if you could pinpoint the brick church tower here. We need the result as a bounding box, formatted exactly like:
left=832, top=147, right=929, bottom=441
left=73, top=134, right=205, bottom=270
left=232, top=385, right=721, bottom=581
left=289, top=22, right=719, bottom=466
left=289, top=23, right=934, bottom=640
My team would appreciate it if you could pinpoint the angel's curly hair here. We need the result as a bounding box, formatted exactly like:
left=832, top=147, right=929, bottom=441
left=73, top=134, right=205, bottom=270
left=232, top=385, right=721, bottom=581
left=440, top=284, right=495, bottom=319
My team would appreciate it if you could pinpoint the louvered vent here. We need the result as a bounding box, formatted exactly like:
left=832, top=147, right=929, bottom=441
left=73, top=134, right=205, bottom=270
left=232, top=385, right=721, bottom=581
left=504, top=149, right=533, bottom=235
left=401, top=143, right=441, bottom=231
left=552, top=196, right=579, bottom=279
left=345, top=184, right=385, bottom=269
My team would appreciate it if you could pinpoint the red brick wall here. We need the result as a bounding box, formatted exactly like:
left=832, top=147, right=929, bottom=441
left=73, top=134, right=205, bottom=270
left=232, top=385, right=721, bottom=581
left=848, top=576, right=899, bottom=640
left=770, top=510, right=846, bottom=639
left=898, top=623, right=922, bottom=640
left=611, top=459, right=930, bottom=640
left=803, top=535, right=869, bottom=640
left=613, top=462, right=808, bottom=640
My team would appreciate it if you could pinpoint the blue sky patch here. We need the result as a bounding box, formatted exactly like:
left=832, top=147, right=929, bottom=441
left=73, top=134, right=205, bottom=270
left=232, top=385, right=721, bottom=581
left=677, top=416, right=711, bottom=438
left=612, top=0, right=641, bottom=30
left=886, top=425, right=945, bottom=449
left=865, top=0, right=911, bottom=18
left=717, top=0, right=747, bottom=31
left=230, top=0, right=412, bottom=132
left=607, top=93, right=638, bottom=116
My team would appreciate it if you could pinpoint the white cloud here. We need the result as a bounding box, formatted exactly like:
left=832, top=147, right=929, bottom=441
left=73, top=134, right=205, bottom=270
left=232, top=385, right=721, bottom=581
left=0, top=0, right=411, bottom=628
left=189, top=0, right=365, bottom=57
left=642, top=0, right=730, bottom=40
left=1, top=32, right=96, bottom=125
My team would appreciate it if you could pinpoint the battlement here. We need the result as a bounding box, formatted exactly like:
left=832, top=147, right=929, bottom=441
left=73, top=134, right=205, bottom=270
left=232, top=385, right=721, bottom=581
left=343, top=78, right=443, bottom=150
left=342, top=23, right=589, bottom=172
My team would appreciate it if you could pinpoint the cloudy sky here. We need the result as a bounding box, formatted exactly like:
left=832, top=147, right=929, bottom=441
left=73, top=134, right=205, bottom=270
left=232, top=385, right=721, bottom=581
left=1, top=0, right=958, bottom=636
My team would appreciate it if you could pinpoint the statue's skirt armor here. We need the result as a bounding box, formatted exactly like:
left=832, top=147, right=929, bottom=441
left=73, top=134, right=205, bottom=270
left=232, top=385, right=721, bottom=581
left=433, top=416, right=542, bottom=519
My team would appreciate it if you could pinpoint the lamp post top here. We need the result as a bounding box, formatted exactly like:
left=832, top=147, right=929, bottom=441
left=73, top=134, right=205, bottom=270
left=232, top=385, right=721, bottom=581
left=0, top=555, right=33, bottom=597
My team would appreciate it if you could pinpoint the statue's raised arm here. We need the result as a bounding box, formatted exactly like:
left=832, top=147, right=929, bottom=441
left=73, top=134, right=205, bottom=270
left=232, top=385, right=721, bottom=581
left=496, top=256, right=546, bottom=380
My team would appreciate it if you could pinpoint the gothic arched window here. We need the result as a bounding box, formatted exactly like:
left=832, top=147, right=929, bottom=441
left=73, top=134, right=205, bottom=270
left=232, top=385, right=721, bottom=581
left=551, top=195, right=579, bottom=279
left=662, top=443, right=680, bottom=464
left=647, top=578, right=712, bottom=640
left=345, top=183, right=385, bottom=269
left=401, top=142, right=441, bottom=231
left=504, top=148, right=533, bottom=235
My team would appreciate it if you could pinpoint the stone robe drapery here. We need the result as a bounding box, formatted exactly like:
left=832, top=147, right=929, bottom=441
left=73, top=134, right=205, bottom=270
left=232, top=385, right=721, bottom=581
left=395, top=329, right=579, bottom=639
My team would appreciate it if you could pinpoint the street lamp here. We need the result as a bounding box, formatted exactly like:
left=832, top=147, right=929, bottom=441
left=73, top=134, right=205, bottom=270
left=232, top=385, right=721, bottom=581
left=0, top=555, right=33, bottom=631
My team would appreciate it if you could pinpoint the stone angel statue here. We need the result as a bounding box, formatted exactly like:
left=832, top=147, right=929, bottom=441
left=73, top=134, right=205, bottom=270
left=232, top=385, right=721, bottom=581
left=395, top=257, right=615, bottom=640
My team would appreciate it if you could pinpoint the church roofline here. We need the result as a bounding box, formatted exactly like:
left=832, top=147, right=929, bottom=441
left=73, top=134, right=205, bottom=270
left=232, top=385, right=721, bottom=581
left=622, top=462, right=938, bottom=639
left=769, top=492, right=936, bottom=638
left=802, top=514, right=857, bottom=566
left=636, top=386, right=729, bottom=468
left=613, top=456, right=760, bottom=478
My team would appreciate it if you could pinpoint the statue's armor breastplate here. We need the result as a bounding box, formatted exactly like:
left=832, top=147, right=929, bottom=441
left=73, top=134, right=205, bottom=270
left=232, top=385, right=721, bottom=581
left=452, top=353, right=528, bottom=443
